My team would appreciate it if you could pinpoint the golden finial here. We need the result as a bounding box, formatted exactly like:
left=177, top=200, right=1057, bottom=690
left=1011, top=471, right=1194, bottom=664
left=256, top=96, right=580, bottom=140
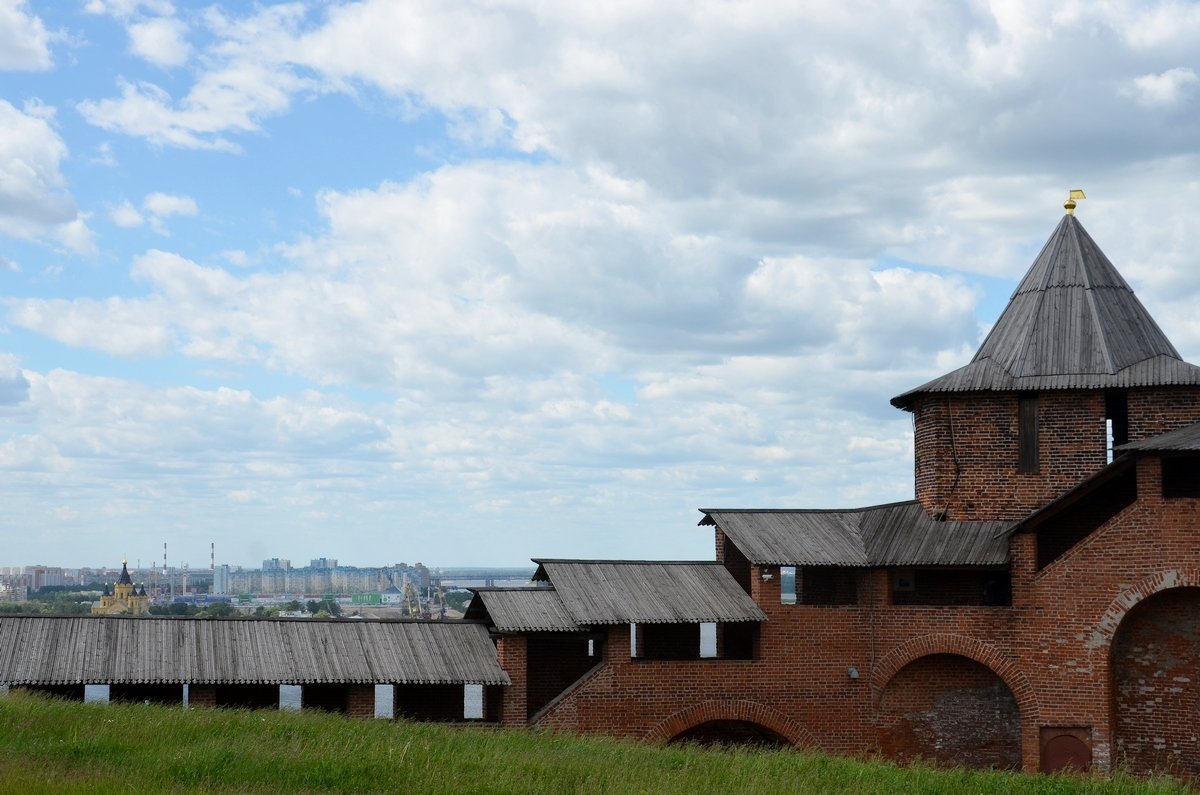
left=1064, top=188, right=1086, bottom=215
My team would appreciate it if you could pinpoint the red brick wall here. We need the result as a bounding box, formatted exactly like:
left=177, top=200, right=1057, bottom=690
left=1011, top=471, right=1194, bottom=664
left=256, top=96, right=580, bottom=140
left=876, top=653, right=1020, bottom=769
left=913, top=391, right=1106, bottom=520
left=912, top=388, right=1200, bottom=520
left=518, top=465, right=1200, bottom=776
left=187, top=685, right=216, bottom=708
left=1112, top=587, right=1200, bottom=775
left=530, top=567, right=1023, bottom=764
left=345, top=685, right=375, bottom=718
left=496, top=635, right=526, bottom=725
left=1127, top=388, right=1200, bottom=442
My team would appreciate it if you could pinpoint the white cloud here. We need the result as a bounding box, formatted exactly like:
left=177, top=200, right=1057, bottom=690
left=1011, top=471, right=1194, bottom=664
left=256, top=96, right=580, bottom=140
left=110, top=201, right=144, bottom=228
left=79, top=4, right=314, bottom=150
left=1123, top=67, right=1200, bottom=107
left=128, top=16, right=191, bottom=68
left=0, top=354, right=30, bottom=405
left=143, top=192, right=197, bottom=217
left=78, top=59, right=312, bottom=151
left=5, top=295, right=174, bottom=358
left=84, top=0, right=174, bottom=18
left=0, top=100, right=94, bottom=253
left=0, top=0, right=52, bottom=70
left=55, top=217, right=97, bottom=256
left=109, top=193, right=198, bottom=233
left=23, top=0, right=1200, bottom=565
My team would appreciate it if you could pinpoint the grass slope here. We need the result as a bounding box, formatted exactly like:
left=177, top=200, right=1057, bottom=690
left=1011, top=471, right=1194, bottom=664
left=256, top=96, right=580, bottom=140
left=0, top=693, right=1190, bottom=794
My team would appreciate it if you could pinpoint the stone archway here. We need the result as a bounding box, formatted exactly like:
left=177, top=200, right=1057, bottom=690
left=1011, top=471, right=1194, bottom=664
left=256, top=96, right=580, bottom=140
left=645, top=699, right=817, bottom=749
left=1112, top=586, right=1200, bottom=776
left=668, top=720, right=791, bottom=748
left=877, top=653, right=1021, bottom=770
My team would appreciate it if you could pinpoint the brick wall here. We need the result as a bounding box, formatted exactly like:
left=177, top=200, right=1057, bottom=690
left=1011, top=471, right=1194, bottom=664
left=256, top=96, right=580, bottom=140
left=530, top=568, right=1021, bottom=763
left=1112, top=587, right=1200, bottom=775
left=1127, top=388, right=1200, bottom=441
left=876, top=653, right=1020, bottom=769
left=520, top=463, right=1200, bottom=777
left=187, top=685, right=216, bottom=708
left=912, top=391, right=1106, bottom=520
left=345, top=685, right=376, bottom=718
left=912, top=388, right=1200, bottom=520
left=496, top=635, right=526, bottom=725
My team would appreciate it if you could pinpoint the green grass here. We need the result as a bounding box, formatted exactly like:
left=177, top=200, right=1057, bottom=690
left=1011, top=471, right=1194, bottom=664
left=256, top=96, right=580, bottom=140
left=0, top=692, right=1190, bottom=794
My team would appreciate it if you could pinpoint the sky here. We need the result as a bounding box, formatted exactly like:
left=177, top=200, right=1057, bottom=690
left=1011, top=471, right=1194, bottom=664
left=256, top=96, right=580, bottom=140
left=4, top=0, right=1200, bottom=569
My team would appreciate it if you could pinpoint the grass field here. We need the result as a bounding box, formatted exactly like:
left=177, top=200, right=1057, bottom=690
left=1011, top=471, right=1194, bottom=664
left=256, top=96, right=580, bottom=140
left=0, top=692, right=1191, bottom=794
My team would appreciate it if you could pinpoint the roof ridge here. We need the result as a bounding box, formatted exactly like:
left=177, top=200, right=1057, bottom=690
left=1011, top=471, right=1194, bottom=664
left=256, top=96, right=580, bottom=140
left=1003, top=218, right=1064, bottom=375
left=701, top=499, right=919, bottom=516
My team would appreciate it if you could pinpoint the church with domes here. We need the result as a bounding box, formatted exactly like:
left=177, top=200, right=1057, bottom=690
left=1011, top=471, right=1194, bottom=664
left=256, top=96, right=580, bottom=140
left=91, top=560, right=150, bottom=616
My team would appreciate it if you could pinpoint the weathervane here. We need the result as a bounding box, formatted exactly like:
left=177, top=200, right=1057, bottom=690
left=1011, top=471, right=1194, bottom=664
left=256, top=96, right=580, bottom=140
left=1064, top=188, right=1086, bottom=215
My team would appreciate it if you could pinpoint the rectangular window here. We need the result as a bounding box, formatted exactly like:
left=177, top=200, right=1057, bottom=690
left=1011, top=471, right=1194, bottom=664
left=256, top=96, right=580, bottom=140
left=463, top=683, right=484, bottom=720
left=279, top=684, right=301, bottom=711
left=84, top=684, right=110, bottom=703
left=629, top=623, right=641, bottom=658
left=699, top=622, right=717, bottom=658
left=1105, top=390, right=1129, bottom=462
left=780, top=565, right=797, bottom=604
left=1019, top=394, right=1039, bottom=473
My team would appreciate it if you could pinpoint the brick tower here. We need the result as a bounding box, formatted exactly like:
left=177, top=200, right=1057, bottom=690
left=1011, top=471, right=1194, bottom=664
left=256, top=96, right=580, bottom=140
left=892, top=206, right=1200, bottom=521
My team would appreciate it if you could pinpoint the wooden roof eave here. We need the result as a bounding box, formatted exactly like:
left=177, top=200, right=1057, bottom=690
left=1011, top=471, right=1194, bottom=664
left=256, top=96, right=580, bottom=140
left=1004, top=456, right=1138, bottom=538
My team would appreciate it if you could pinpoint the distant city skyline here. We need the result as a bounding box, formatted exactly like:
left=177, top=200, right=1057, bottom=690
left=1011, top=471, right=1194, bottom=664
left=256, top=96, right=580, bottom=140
left=5, top=2, right=1200, bottom=566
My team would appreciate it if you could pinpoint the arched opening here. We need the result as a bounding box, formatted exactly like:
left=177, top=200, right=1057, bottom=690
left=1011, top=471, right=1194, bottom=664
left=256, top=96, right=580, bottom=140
left=668, top=720, right=790, bottom=748
left=1112, top=586, right=1200, bottom=776
left=878, top=653, right=1020, bottom=770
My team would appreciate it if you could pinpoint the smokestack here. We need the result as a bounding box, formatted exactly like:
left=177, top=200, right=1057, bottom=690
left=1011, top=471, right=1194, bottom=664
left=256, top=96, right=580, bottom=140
left=211, top=542, right=215, bottom=572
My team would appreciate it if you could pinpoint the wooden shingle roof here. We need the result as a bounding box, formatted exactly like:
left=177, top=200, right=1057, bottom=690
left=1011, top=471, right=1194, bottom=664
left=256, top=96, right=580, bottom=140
left=702, top=501, right=1012, bottom=566
left=530, top=560, right=767, bottom=625
left=893, top=214, right=1200, bottom=409
left=1118, top=421, right=1200, bottom=453
left=464, top=587, right=582, bottom=632
left=0, top=616, right=510, bottom=686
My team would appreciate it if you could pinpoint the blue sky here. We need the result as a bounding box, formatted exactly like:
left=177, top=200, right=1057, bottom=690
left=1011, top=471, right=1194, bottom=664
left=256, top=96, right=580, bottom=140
left=4, top=0, right=1200, bottom=569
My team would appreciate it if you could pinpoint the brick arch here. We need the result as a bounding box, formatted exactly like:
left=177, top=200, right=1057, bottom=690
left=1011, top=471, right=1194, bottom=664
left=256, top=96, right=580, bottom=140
left=871, top=633, right=1039, bottom=726
left=644, top=699, right=819, bottom=748
left=1089, top=568, right=1200, bottom=650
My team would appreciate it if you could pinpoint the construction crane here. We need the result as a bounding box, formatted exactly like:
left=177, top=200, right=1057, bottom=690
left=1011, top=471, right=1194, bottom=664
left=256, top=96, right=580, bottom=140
left=401, top=573, right=425, bottom=618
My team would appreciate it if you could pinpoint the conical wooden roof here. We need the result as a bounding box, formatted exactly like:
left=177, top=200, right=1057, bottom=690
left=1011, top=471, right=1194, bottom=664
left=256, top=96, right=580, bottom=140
left=893, top=214, right=1200, bottom=408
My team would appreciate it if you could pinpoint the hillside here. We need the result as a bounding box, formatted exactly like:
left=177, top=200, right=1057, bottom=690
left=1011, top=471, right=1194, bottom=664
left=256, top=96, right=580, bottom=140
left=0, top=693, right=1188, bottom=794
